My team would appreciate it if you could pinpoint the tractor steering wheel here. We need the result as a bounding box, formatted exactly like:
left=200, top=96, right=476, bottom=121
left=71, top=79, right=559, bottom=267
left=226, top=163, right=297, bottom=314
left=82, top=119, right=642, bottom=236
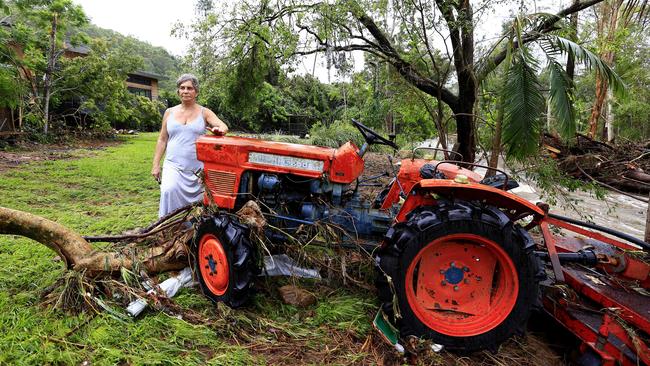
left=351, top=118, right=398, bottom=150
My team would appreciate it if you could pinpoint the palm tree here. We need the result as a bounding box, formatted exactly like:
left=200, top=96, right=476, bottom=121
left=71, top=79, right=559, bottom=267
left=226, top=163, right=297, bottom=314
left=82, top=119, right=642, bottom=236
left=484, top=14, right=624, bottom=173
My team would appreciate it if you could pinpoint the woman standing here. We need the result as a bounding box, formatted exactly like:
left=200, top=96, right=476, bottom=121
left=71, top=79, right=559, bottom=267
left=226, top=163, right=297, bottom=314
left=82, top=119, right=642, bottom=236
left=151, top=74, right=228, bottom=217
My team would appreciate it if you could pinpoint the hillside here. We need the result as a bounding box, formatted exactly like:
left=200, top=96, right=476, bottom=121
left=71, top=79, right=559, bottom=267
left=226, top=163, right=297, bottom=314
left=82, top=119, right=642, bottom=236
left=81, top=23, right=181, bottom=91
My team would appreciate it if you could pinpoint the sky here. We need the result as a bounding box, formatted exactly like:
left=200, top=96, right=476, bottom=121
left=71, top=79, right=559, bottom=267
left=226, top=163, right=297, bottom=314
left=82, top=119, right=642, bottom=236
left=73, top=0, right=195, bottom=56
left=72, top=0, right=571, bottom=82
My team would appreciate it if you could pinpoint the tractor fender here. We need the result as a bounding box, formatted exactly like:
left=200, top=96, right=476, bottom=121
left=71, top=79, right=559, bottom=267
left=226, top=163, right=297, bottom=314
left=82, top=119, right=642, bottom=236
left=394, top=179, right=545, bottom=223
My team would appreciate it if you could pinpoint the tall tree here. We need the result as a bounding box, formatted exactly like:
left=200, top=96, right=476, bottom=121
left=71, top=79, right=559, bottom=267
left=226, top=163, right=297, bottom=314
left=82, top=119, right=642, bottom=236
left=586, top=0, right=648, bottom=140
left=196, top=0, right=607, bottom=162
left=587, top=0, right=623, bottom=139
left=9, top=0, right=87, bottom=133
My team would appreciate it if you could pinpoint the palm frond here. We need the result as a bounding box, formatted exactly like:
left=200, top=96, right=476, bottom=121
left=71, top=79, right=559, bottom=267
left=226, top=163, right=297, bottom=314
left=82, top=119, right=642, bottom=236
left=541, top=35, right=626, bottom=97
left=502, top=54, right=545, bottom=160
left=547, top=60, right=576, bottom=139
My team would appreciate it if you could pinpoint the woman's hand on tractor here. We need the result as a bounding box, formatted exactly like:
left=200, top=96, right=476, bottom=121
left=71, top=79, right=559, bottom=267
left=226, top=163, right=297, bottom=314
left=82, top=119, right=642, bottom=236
left=208, top=126, right=226, bottom=136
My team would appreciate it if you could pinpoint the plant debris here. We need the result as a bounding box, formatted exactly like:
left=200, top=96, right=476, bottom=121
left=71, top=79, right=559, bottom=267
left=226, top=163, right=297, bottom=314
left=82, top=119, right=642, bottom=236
left=544, top=133, right=650, bottom=196
left=278, top=285, right=317, bottom=307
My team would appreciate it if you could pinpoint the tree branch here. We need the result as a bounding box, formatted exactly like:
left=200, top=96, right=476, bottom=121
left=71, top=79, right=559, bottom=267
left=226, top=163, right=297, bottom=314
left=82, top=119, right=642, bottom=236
left=353, top=9, right=459, bottom=109
left=435, top=0, right=465, bottom=71
left=0, top=206, right=188, bottom=276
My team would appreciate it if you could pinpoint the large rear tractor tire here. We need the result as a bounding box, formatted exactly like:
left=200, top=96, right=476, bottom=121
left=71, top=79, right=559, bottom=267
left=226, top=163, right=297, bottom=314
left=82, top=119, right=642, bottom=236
left=376, top=200, right=543, bottom=352
left=193, top=214, right=259, bottom=308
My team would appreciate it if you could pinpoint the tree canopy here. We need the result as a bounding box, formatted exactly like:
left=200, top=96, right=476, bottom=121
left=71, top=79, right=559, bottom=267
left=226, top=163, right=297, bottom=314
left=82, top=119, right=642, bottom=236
left=175, top=0, right=632, bottom=163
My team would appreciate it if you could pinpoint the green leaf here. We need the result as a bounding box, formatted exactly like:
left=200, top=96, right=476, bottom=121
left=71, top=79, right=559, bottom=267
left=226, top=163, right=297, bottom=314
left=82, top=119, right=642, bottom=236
left=502, top=54, right=545, bottom=160
left=542, top=35, right=626, bottom=97
left=547, top=60, right=575, bottom=139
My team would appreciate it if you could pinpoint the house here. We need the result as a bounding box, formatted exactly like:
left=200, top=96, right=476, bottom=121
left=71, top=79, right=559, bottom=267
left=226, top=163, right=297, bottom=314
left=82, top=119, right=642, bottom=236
left=63, top=44, right=91, bottom=59
left=61, top=45, right=162, bottom=100
left=126, top=70, right=162, bottom=101
left=0, top=19, right=163, bottom=136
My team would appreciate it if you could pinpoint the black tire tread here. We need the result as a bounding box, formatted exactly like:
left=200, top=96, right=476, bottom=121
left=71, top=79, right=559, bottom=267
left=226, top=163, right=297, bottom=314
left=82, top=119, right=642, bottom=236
left=193, top=214, right=259, bottom=308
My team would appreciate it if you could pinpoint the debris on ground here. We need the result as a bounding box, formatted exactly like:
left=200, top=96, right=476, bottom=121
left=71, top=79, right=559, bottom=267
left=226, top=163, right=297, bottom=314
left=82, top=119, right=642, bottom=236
left=263, top=254, right=321, bottom=279
left=277, top=285, right=317, bottom=307
left=126, top=267, right=194, bottom=317
left=544, top=133, right=650, bottom=195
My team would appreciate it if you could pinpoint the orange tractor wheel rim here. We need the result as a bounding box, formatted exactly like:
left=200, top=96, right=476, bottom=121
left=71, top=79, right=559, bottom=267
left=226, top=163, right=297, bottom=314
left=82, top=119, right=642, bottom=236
left=405, top=233, right=519, bottom=337
left=198, top=234, right=230, bottom=296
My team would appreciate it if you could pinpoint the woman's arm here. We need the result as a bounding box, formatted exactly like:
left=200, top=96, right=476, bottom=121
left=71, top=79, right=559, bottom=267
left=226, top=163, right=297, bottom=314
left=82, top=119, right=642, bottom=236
left=203, top=108, right=228, bottom=135
left=151, top=108, right=171, bottom=182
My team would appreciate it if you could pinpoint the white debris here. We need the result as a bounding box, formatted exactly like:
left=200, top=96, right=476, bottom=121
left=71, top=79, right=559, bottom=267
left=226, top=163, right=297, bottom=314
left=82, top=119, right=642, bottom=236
left=126, top=267, right=194, bottom=317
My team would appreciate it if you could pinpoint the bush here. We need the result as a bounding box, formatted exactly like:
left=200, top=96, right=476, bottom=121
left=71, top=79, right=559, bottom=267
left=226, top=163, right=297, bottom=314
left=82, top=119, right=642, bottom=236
left=309, top=120, right=364, bottom=148
left=130, top=96, right=165, bottom=132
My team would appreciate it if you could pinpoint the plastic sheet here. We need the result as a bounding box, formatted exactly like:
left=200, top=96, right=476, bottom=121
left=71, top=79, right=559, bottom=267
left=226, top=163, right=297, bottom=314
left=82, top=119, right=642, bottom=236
left=126, top=267, right=193, bottom=317
left=262, top=254, right=321, bottom=279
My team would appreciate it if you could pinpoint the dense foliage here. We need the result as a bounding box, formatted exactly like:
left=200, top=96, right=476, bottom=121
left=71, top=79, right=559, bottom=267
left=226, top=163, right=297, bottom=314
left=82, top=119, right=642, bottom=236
left=172, top=0, right=649, bottom=163
left=0, top=0, right=648, bottom=157
left=0, top=0, right=177, bottom=137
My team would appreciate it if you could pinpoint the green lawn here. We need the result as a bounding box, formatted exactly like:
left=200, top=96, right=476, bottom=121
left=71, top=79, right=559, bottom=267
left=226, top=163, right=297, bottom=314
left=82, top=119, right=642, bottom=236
left=0, top=133, right=377, bottom=365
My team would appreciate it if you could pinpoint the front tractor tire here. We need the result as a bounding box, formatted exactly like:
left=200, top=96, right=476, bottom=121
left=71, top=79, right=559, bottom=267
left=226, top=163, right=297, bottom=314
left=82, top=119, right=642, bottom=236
left=193, top=214, right=259, bottom=308
left=376, top=200, right=542, bottom=352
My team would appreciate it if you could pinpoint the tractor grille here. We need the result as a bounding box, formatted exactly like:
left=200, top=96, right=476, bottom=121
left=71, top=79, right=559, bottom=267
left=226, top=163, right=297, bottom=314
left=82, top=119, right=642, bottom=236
left=206, top=170, right=236, bottom=196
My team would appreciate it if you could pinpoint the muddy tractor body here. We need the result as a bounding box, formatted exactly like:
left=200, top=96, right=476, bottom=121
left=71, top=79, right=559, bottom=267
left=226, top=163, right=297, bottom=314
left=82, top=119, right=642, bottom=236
left=193, top=120, right=650, bottom=362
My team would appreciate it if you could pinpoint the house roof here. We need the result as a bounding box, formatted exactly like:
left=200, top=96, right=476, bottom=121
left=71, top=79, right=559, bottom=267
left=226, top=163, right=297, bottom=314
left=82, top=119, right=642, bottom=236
left=129, top=70, right=166, bottom=80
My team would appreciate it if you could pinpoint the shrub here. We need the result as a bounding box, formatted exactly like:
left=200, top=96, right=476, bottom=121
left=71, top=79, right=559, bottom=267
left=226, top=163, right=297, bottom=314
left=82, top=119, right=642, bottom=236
left=130, top=96, right=165, bottom=132
left=309, top=120, right=364, bottom=148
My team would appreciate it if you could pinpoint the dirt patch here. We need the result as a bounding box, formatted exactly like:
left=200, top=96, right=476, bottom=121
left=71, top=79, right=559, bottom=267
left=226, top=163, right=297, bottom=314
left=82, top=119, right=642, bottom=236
left=358, top=152, right=396, bottom=202
left=0, top=139, right=123, bottom=173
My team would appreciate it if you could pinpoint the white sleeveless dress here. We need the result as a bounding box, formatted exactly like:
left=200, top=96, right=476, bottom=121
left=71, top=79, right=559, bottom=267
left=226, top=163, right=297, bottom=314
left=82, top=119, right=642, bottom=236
left=159, top=108, right=206, bottom=217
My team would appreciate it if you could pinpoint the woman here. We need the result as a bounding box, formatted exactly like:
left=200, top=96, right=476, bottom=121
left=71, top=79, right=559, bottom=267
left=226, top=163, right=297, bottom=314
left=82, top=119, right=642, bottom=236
left=151, top=73, right=228, bottom=218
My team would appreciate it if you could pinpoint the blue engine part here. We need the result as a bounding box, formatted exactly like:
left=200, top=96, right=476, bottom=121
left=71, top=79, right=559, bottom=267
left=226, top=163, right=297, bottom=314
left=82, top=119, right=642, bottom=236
left=254, top=173, right=397, bottom=242
left=309, top=179, right=334, bottom=194
left=258, top=174, right=281, bottom=193
left=329, top=194, right=394, bottom=236
left=294, top=193, right=394, bottom=238
left=300, top=202, right=320, bottom=221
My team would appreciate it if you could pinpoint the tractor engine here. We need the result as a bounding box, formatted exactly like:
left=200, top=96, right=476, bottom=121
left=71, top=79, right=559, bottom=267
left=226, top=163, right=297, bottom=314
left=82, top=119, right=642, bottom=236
left=250, top=172, right=394, bottom=238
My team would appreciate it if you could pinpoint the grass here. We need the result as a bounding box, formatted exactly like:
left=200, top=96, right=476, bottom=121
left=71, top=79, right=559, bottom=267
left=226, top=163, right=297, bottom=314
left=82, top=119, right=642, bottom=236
left=0, top=133, right=378, bottom=365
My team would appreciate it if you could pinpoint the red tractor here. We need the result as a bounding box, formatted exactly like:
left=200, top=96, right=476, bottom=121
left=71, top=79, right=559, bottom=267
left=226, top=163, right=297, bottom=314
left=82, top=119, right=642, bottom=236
left=192, top=119, right=650, bottom=362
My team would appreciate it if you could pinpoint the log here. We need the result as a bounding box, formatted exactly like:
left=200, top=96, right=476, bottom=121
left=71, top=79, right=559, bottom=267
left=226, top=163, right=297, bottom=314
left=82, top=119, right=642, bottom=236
left=623, top=169, right=650, bottom=185
left=0, top=206, right=188, bottom=276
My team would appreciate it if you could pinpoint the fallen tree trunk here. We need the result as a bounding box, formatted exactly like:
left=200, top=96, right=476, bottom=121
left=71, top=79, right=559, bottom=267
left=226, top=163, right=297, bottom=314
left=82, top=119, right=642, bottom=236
left=0, top=206, right=188, bottom=276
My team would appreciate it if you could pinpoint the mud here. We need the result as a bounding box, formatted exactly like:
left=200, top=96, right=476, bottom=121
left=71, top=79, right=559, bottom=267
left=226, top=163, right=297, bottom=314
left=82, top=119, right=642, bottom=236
left=0, top=139, right=122, bottom=172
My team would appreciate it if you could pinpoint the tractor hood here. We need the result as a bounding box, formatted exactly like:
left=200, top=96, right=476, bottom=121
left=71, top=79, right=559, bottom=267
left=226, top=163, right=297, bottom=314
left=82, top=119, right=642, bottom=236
left=196, top=135, right=365, bottom=208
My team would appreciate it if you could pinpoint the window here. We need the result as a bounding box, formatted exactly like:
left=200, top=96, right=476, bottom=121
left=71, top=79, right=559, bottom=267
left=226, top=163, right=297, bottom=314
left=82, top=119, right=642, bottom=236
left=128, top=87, right=152, bottom=100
